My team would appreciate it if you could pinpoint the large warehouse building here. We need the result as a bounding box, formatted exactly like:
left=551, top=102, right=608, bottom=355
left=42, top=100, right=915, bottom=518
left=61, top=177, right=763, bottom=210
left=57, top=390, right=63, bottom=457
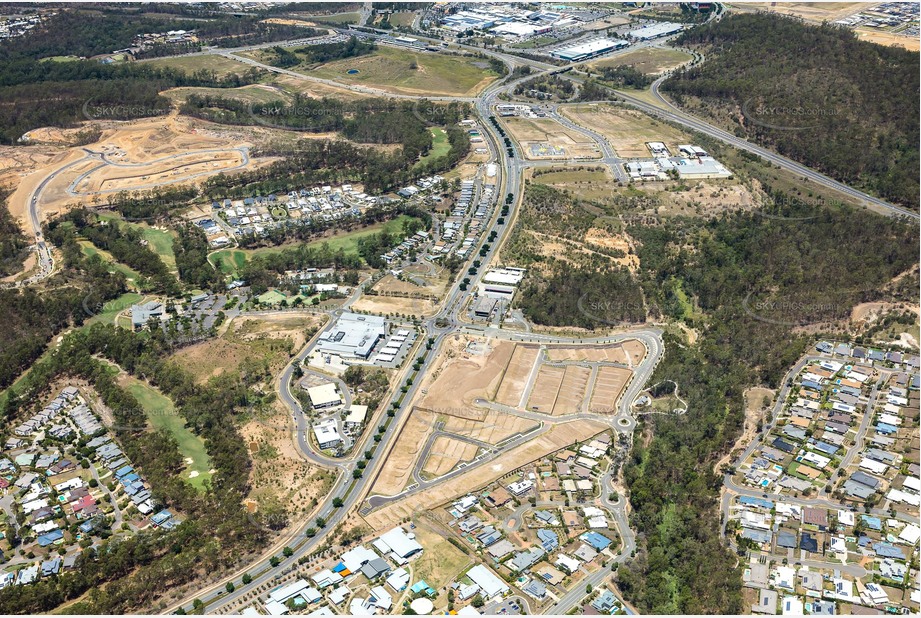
left=627, top=22, right=683, bottom=40
left=551, top=38, right=629, bottom=62
left=315, top=312, right=386, bottom=360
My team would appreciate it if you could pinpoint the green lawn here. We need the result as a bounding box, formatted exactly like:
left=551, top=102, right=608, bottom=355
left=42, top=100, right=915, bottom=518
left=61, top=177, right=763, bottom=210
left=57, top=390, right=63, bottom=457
left=147, top=54, right=258, bottom=79
left=210, top=245, right=289, bottom=276
left=79, top=241, right=143, bottom=285
left=98, top=214, right=178, bottom=272
left=305, top=215, right=422, bottom=256
left=416, top=128, right=451, bottom=168
left=212, top=215, right=422, bottom=275
left=136, top=225, right=177, bottom=271
left=87, top=292, right=145, bottom=326
left=305, top=46, right=499, bottom=96
left=122, top=377, right=212, bottom=491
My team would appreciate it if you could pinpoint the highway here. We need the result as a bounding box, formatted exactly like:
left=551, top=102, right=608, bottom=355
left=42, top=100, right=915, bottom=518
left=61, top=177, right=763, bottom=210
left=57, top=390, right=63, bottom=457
left=58, top=18, right=905, bottom=615
left=161, top=41, right=667, bottom=614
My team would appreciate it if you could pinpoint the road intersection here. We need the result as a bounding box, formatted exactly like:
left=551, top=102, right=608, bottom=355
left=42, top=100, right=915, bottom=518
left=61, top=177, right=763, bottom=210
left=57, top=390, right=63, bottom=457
left=2, top=20, right=909, bottom=615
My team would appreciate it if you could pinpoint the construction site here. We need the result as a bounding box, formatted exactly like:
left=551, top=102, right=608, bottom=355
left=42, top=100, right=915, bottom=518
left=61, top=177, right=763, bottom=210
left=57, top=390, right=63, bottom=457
left=364, top=334, right=646, bottom=516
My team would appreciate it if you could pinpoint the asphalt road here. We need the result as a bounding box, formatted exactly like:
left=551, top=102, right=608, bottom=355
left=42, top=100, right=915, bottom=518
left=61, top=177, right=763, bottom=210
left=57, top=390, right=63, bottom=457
left=118, top=22, right=911, bottom=614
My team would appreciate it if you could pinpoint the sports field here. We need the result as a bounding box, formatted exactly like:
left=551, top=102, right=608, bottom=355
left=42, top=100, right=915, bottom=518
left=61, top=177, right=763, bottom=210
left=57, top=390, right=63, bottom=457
left=122, top=376, right=213, bottom=490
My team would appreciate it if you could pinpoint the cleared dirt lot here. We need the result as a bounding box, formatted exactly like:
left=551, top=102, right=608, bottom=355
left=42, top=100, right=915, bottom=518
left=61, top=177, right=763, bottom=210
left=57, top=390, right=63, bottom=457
left=854, top=29, right=920, bottom=51
left=588, top=47, right=693, bottom=75
left=545, top=344, right=630, bottom=364
left=494, top=344, right=542, bottom=407
left=589, top=366, right=634, bottom=414
left=440, top=410, right=537, bottom=444
left=350, top=295, right=439, bottom=317
left=728, top=2, right=864, bottom=23
left=560, top=104, right=692, bottom=158
left=502, top=117, right=601, bottom=161
left=8, top=114, right=263, bottom=232
left=553, top=365, right=592, bottom=415
left=361, top=419, right=608, bottom=529
left=527, top=365, right=566, bottom=413
left=623, top=339, right=648, bottom=367
left=372, top=407, right=437, bottom=496
left=417, top=337, right=516, bottom=411
left=422, top=436, right=479, bottom=477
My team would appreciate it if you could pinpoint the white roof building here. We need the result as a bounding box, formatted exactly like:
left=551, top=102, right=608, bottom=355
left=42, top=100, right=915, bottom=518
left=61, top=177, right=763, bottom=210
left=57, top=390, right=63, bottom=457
left=555, top=554, right=581, bottom=573
left=344, top=405, right=368, bottom=426
left=341, top=545, right=377, bottom=572
left=306, top=383, right=342, bottom=409
left=466, top=564, right=509, bottom=599
left=898, top=524, right=920, bottom=545
left=374, top=527, right=423, bottom=559
left=313, top=418, right=342, bottom=449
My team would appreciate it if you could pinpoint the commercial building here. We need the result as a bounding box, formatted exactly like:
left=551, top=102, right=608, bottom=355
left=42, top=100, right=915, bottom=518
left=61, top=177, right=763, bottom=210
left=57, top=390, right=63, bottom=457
left=373, top=527, right=424, bottom=561
left=306, top=383, right=342, bottom=410
left=627, top=22, right=684, bottom=40
left=313, top=418, right=342, bottom=450
left=478, top=267, right=527, bottom=299
left=465, top=564, right=510, bottom=599
left=315, top=312, right=387, bottom=360
left=472, top=296, right=498, bottom=319
left=131, top=301, right=165, bottom=330
left=551, top=38, right=629, bottom=62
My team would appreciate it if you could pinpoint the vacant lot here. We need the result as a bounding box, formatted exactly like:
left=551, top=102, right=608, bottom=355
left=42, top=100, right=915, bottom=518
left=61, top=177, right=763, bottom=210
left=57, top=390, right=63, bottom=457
left=530, top=166, right=623, bottom=204
left=241, top=400, right=334, bottom=527
left=503, top=117, right=601, bottom=160
left=120, top=375, right=212, bottom=490
left=147, top=54, right=260, bottom=78
left=854, top=29, right=920, bottom=51
left=560, top=104, right=693, bottom=158
left=351, top=295, right=438, bottom=317
left=554, top=365, right=592, bottom=415
left=409, top=520, right=472, bottom=592
left=494, top=344, right=541, bottom=407
left=527, top=365, right=566, bottom=413
left=295, top=46, right=499, bottom=96
left=440, top=410, right=537, bottom=445
left=545, top=344, right=631, bottom=364
left=588, top=47, right=693, bottom=75
left=422, top=436, right=479, bottom=478
left=728, top=2, right=863, bottom=22
left=372, top=407, right=436, bottom=496
left=623, top=339, right=647, bottom=366
left=589, top=366, right=634, bottom=414
left=362, top=420, right=607, bottom=529
left=417, top=337, right=516, bottom=411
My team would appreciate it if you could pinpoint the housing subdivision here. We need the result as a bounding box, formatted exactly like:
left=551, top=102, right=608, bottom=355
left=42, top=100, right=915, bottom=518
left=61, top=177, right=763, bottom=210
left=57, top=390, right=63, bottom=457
left=0, top=386, right=179, bottom=590
left=724, top=341, right=920, bottom=615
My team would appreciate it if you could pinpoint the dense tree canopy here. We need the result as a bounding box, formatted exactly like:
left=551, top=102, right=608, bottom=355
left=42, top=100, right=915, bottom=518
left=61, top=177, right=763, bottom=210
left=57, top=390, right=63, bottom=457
left=663, top=13, right=920, bottom=209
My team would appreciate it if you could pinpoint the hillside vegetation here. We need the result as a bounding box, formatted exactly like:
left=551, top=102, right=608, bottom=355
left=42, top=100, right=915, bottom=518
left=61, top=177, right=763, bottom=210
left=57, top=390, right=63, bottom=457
left=662, top=13, right=920, bottom=210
